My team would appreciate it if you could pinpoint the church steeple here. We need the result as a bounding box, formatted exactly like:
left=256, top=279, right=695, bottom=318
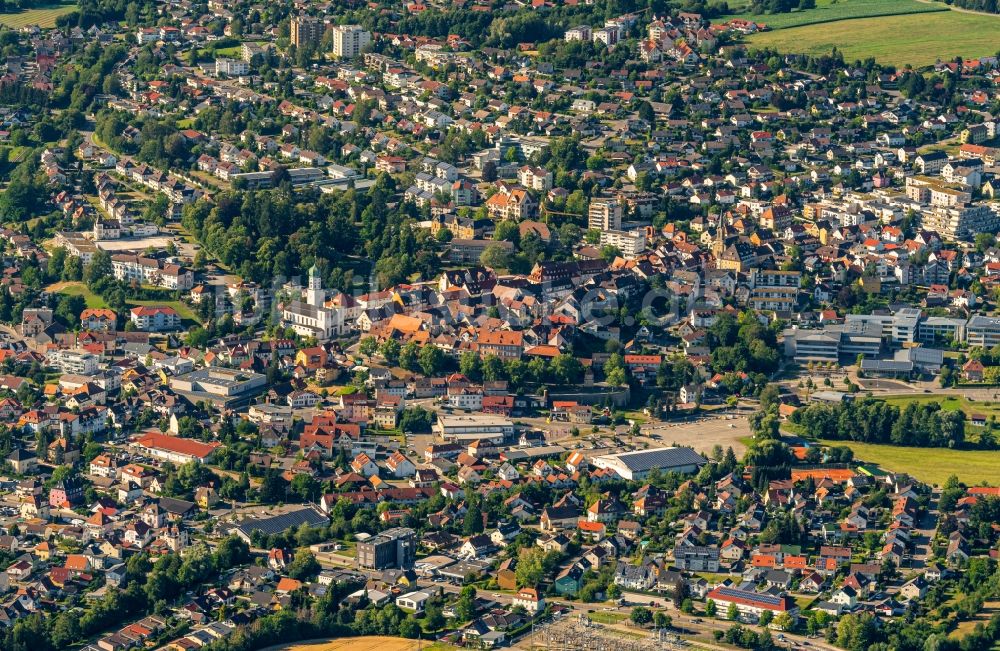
left=307, top=264, right=324, bottom=307
left=712, top=215, right=730, bottom=258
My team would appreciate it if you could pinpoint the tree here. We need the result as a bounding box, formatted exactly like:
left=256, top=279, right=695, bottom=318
left=705, top=599, right=717, bottom=617
left=654, top=612, right=672, bottom=629
left=399, top=341, right=419, bottom=371
left=774, top=612, right=794, bottom=631
left=480, top=242, right=511, bottom=269
left=605, top=353, right=628, bottom=387
left=836, top=613, right=878, bottom=651
left=258, top=470, right=287, bottom=504
left=379, top=338, right=401, bottom=366
left=399, top=407, right=434, bottom=433
left=425, top=605, right=446, bottom=631
left=630, top=607, right=653, bottom=625
left=419, top=345, right=444, bottom=376
left=289, top=474, right=318, bottom=502
left=454, top=586, right=477, bottom=622
left=287, top=551, right=320, bottom=581
left=759, top=610, right=773, bottom=628
left=459, top=351, right=483, bottom=380
left=482, top=355, right=506, bottom=382
left=515, top=547, right=549, bottom=588
left=85, top=250, right=113, bottom=287
left=463, top=496, right=484, bottom=535
left=727, top=602, right=740, bottom=622
left=482, top=160, right=497, bottom=182
left=359, top=336, right=378, bottom=361
left=759, top=384, right=780, bottom=411
left=637, top=101, right=655, bottom=124
left=399, top=617, right=421, bottom=639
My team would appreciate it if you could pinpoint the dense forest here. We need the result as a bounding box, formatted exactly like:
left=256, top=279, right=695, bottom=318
left=791, top=398, right=971, bottom=449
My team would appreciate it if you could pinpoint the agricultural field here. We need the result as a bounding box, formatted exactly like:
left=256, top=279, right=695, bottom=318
left=728, top=0, right=945, bottom=30
left=818, top=439, right=1000, bottom=486
left=745, top=11, right=1000, bottom=67
left=0, top=2, right=76, bottom=28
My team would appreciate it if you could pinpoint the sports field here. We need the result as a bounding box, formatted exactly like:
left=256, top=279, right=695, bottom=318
left=746, top=10, right=1000, bottom=67
left=729, top=0, right=944, bottom=29
left=0, top=2, right=76, bottom=28
left=819, top=439, right=1000, bottom=486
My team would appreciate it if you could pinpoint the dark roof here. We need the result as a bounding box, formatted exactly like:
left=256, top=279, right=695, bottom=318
left=158, top=497, right=196, bottom=515
left=236, top=506, right=328, bottom=538
left=8, top=448, right=36, bottom=461
left=606, top=447, right=707, bottom=472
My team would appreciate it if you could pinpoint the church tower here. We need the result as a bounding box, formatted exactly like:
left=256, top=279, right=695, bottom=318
left=307, top=264, right=324, bottom=307
left=712, top=216, right=730, bottom=258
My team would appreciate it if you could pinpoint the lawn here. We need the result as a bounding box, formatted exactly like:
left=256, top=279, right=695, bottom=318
left=728, top=0, right=944, bottom=30
left=131, top=298, right=198, bottom=322
left=267, top=638, right=448, bottom=651
left=50, top=281, right=199, bottom=324
left=0, top=2, right=76, bottom=28
left=949, top=600, right=1000, bottom=640
left=745, top=11, right=1000, bottom=67
left=818, top=439, right=1000, bottom=486
left=49, top=281, right=109, bottom=309
left=881, top=394, right=1000, bottom=419
left=212, top=45, right=242, bottom=57
left=880, top=393, right=1000, bottom=442
left=588, top=611, right=628, bottom=625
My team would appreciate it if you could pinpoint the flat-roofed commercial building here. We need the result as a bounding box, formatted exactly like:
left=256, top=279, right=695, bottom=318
left=435, top=414, right=515, bottom=442
left=967, top=315, right=1000, bottom=348
left=590, top=447, right=706, bottom=480
left=169, top=368, right=267, bottom=407
left=707, top=586, right=799, bottom=624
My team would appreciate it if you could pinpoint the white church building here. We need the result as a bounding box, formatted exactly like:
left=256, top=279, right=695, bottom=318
left=281, top=265, right=349, bottom=339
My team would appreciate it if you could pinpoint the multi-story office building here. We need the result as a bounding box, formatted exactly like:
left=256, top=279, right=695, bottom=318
left=357, top=527, right=416, bottom=570
left=966, top=315, right=1000, bottom=348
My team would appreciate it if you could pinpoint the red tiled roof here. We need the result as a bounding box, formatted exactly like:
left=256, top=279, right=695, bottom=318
left=134, top=432, right=220, bottom=459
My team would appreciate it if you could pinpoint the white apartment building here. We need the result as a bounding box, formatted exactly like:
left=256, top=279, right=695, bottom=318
left=49, top=349, right=100, bottom=375
left=564, top=25, right=592, bottom=42
left=215, top=58, right=250, bottom=76
left=588, top=197, right=622, bottom=231
left=331, top=25, right=371, bottom=58
left=599, top=229, right=645, bottom=258
left=111, top=255, right=194, bottom=290
left=517, top=166, right=553, bottom=191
